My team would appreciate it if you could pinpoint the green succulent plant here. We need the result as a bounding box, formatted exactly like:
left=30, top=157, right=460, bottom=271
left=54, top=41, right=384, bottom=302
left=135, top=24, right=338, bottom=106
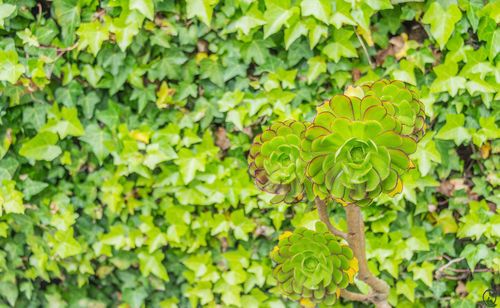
left=248, top=79, right=426, bottom=206
left=248, top=120, right=314, bottom=203
left=270, top=221, right=358, bottom=306
left=249, top=80, right=428, bottom=307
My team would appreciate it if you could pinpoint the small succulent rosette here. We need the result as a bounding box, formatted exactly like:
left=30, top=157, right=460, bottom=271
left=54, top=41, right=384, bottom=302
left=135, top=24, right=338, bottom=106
left=270, top=222, right=358, bottom=306
left=248, top=120, right=314, bottom=203
left=359, top=79, right=426, bottom=142
left=301, top=79, right=425, bottom=206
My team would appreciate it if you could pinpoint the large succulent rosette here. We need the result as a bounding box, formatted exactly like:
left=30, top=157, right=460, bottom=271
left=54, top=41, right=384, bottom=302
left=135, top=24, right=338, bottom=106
left=248, top=120, right=314, bottom=203
left=301, top=80, right=425, bottom=206
left=270, top=222, right=358, bottom=306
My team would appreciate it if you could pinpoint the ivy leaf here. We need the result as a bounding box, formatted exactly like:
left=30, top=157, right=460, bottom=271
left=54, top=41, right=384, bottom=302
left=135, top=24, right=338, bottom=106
left=306, top=56, right=326, bottom=85
left=411, top=132, right=441, bottom=176
left=406, top=227, right=429, bottom=252
left=460, top=244, right=490, bottom=271
left=457, top=201, right=496, bottom=241
left=41, top=105, right=85, bottom=139
left=0, top=50, right=25, bottom=84
left=350, top=2, right=374, bottom=32
left=96, top=100, right=121, bottom=131
left=435, top=114, right=471, bottom=145
left=462, top=0, right=483, bottom=32
left=306, top=20, right=328, bottom=49
left=0, top=179, right=24, bottom=215
left=396, top=277, right=418, bottom=302
left=408, top=262, right=435, bottom=287
left=156, top=82, right=177, bottom=108
left=76, top=20, right=109, bottom=56
left=487, top=28, right=500, bottom=61
left=80, top=123, right=113, bottom=164
left=50, top=228, right=82, bottom=258
left=122, top=287, right=148, bottom=308
left=104, top=12, right=142, bottom=52
left=435, top=210, right=458, bottom=234
left=241, top=40, right=272, bottom=65
left=0, top=282, right=18, bottom=306
left=365, top=0, right=392, bottom=10
left=186, top=0, right=218, bottom=26
left=300, top=0, right=331, bottom=24
left=129, top=0, right=154, bottom=20
left=0, top=157, right=18, bottom=182
left=451, top=299, right=475, bottom=308
left=174, top=148, right=206, bottom=184
left=430, top=60, right=466, bottom=96
left=21, top=178, right=49, bottom=200
left=329, top=0, right=355, bottom=29
left=186, top=281, right=214, bottom=307
left=322, top=29, right=358, bottom=62
left=263, top=0, right=293, bottom=39
left=421, top=3, right=462, bottom=49
left=479, top=1, right=500, bottom=23
left=138, top=250, right=169, bottom=281
left=284, top=20, right=308, bottom=50
left=53, top=0, right=81, bottom=45
left=229, top=210, right=256, bottom=241
left=17, top=28, right=40, bottom=47
left=218, top=90, right=244, bottom=112
left=143, top=142, right=178, bottom=169
left=472, top=117, right=500, bottom=146
left=131, top=84, right=157, bottom=113
left=149, top=50, right=188, bottom=81
left=232, top=4, right=265, bottom=36
left=19, top=132, right=62, bottom=161
left=200, top=57, right=224, bottom=87
left=0, top=3, right=16, bottom=29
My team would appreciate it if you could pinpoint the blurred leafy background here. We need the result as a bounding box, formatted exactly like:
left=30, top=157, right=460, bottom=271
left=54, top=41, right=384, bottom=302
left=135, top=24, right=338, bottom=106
left=0, top=0, right=499, bottom=307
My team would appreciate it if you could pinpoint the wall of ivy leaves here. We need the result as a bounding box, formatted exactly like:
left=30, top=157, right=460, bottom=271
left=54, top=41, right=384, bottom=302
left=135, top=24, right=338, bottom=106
left=0, top=0, right=499, bottom=307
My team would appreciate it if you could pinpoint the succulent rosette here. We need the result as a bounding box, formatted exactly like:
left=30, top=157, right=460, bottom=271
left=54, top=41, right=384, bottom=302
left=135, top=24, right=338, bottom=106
left=270, top=222, right=358, bottom=306
left=360, top=79, right=427, bottom=142
left=301, top=91, right=420, bottom=206
left=248, top=120, right=314, bottom=203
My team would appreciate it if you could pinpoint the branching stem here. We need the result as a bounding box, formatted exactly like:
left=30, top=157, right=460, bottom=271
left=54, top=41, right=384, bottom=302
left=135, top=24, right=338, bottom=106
left=315, top=198, right=347, bottom=240
left=317, top=200, right=392, bottom=307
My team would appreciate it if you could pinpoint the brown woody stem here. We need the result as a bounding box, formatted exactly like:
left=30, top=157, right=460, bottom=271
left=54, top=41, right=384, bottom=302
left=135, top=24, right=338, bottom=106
left=315, top=198, right=347, bottom=240
left=344, top=204, right=391, bottom=308
left=315, top=198, right=391, bottom=307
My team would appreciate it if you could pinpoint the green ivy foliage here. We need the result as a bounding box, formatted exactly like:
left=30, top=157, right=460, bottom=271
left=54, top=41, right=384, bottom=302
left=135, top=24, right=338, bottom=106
left=0, top=0, right=499, bottom=307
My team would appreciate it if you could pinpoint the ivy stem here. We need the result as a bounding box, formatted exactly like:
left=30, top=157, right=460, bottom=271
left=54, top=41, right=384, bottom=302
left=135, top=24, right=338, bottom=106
left=315, top=198, right=347, bottom=240
left=345, top=204, right=391, bottom=308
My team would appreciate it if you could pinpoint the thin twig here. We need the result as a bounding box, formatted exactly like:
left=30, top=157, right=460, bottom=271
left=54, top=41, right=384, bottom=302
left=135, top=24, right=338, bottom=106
left=446, top=267, right=495, bottom=273
left=442, top=273, right=469, bottom=280
left=36, top=3, right=42, bottom=24
left=391, top=0, right=424, bottom=4
left=355, top=27, right=375, bottom=69
left=470, top=143, right=487, bottom=173
left=38, top=42, right=79, bottom=52
left=435, top=257, right=465, bottom=279
left=315, top=198, right=348, bottom=240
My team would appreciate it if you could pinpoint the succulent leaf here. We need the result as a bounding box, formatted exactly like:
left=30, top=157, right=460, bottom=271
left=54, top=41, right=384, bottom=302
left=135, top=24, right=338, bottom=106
left=271, top=222, right=358, bottom=306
